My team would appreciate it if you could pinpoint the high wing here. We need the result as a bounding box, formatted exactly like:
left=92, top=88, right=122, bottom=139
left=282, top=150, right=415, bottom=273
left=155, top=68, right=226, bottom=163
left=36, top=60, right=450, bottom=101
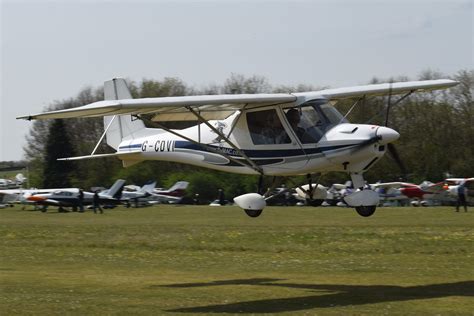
left=301, top=79, right=459, bottom=101
left=17, top=79, right=458, bottom=122
left=18, top=94, right=297, bottom=122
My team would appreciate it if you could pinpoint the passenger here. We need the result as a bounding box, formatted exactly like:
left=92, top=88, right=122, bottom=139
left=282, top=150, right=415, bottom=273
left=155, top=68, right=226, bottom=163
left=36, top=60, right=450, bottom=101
left=261, top=115, right=287, bottom=144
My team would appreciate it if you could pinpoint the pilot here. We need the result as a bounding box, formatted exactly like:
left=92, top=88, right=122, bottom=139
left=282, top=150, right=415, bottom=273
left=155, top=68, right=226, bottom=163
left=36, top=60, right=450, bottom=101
left=286, top=109, right=305, bottom=139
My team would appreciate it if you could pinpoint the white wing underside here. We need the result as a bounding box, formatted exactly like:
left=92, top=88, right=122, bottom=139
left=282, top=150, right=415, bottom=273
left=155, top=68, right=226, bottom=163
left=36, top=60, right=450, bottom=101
left=18, top=79, right=458, bottom=122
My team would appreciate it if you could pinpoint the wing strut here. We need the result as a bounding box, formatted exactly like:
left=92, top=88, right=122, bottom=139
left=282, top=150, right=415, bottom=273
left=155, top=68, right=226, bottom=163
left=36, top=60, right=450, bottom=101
left=186, top=107, right=264, bottom=175
left=340, top=96, right=365, bottom=123
left=91, top=115, right=117, bottom=156
left=136, top=115, right=263, bottom=174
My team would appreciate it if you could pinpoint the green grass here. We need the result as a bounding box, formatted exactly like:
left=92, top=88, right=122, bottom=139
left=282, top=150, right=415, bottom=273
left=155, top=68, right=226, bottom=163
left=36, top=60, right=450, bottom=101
left=1, top=205, right=473, bottom=315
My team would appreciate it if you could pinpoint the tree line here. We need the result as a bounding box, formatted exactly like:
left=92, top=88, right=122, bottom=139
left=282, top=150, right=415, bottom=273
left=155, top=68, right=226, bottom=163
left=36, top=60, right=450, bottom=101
left=22, top=70, right=473, bottom=202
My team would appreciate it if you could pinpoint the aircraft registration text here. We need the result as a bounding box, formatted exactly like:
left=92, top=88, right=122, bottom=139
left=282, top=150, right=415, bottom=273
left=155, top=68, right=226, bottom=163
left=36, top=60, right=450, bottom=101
left=141, top=140, right=176, bottom=152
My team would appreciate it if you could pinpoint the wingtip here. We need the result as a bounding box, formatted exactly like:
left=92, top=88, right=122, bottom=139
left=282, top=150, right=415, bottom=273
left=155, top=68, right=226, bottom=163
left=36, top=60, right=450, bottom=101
left=16, top=115, right=33, bottom=121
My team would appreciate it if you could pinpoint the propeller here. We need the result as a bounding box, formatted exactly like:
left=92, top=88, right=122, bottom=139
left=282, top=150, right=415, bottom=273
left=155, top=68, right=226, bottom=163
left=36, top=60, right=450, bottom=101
left=384, top=82, right=407, bottom=180
left=387, top=143, right=407, bottom=178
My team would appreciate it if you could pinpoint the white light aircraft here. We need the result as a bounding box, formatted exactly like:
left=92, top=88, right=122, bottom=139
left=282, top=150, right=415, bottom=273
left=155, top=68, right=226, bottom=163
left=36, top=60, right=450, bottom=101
left=18, top=78, right=458, bottom=217
left=25, top=179, right=126, bottom=212
left=0, top=188, right=67, bottom=207
left=121, top=181, right=189, bottom=206
left=0, top=173, right=27, bottom=189
left=428, top=178, right=474, bottom=203
left=121, top=181, right=156, bottom=207
left=152, top=181, right=189, bottom=204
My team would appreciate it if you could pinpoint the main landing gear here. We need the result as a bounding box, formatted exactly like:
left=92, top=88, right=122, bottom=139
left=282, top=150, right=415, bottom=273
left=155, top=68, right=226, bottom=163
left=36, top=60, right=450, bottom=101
left=235, top=174, right=325, bottom=218
left=234, top=193, right=266, bottom=218
left=235, top=173, right=380, bottom=218
left=355, top=205, right=377, bottom=217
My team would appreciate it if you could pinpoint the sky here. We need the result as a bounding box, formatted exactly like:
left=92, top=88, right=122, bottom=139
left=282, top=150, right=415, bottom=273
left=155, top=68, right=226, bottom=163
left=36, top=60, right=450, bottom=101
left=1, top=0, right=473, bottom=161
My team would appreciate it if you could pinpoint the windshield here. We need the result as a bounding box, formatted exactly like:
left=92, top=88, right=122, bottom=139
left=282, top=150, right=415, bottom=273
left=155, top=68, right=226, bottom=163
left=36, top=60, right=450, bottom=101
left=284, top=99, right=346, bottom=144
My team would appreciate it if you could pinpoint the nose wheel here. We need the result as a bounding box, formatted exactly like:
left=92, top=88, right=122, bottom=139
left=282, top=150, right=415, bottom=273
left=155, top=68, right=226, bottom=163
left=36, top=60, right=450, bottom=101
left=245, top=209, right=263, bottom=218
left=355, top=205, right=376, bottom=217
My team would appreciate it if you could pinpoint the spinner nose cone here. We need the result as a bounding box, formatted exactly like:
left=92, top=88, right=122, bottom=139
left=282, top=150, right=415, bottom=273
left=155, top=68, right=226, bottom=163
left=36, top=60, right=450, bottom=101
left=376, top=126, right=400, bottom=144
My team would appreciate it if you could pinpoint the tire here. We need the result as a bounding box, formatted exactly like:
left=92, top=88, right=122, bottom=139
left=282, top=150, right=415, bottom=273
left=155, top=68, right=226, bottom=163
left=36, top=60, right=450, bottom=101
left=245, top=209, right=263, bottom=218
left=355, top=205, right=376, bottom=217
left=306, top=199, right=324, bottom=207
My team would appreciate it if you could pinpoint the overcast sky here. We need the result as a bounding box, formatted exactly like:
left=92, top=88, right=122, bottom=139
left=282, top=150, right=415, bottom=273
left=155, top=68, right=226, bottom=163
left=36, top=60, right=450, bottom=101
left=1, top=0, right=472, bottom=161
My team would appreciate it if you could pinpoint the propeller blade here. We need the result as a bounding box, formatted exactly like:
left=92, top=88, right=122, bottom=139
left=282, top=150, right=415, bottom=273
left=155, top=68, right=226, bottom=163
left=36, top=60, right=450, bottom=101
left=384, top=82, right=393, bottom=126
left=387, top=143, right=407, bottom=179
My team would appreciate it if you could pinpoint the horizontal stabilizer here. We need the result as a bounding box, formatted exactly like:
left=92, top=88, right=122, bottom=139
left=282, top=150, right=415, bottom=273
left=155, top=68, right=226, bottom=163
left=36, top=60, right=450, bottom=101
left=57, top=151, right=142, bottom=161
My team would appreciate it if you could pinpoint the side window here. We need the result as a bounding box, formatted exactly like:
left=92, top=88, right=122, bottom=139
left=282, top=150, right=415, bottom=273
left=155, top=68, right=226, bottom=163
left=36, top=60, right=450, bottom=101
left=284, top=107, right=323, bottom=144
left=246, top=109, right=290, bottom=145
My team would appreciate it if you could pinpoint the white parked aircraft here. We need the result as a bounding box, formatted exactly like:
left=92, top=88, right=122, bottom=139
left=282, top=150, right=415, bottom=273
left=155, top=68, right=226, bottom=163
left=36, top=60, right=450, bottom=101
left=25, top=179, right=126, bottom=212
left=151, top=181, right=190, bottom=204
left=0, top=187, right=68, bottom=207
left=121, top=181, right=189, bottom=206
left=427, top=178, right=474, bottom=203
left=0, top=173, right=27, bottom=189
left=18, top=78, right=458, bottom=217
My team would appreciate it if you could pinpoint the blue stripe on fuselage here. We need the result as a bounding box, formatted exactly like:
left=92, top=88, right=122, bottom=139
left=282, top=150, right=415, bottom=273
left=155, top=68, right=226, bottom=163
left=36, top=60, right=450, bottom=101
left=118, top=141, right=357, bottom=158
left=118, top=144, right=142, bottom=150
left=174, top=141, right=355, bottom=158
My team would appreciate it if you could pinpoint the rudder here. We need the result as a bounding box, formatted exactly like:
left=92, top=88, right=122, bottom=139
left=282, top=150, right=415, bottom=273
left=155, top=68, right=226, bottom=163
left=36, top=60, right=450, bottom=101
left=103, top=78, right=146, bottom=150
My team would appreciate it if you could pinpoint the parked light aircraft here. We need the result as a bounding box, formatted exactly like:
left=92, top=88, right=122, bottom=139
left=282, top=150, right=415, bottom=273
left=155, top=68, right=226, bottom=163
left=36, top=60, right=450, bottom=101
left=0, top=173, right=27, bottom=189
left=121, top=181, right=189, bottom=206
left=18, top=78, right=458, bottom=217
left=152, top=181, right=189, bottom=204
left=0, top=188, right=63, bottom=207
left=372, top=181, right=439, bottom=206
left=26, top=179, right=126, bottom=212
left=426, top=178, right=474, bottom=203
left=116, top=181, right=156, bottom=206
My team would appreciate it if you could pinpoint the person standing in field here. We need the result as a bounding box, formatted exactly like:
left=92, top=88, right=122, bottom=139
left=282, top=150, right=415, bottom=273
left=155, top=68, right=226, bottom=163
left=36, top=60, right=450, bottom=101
left=93, top=191, right=103, bottom=214
left=78, top=189, right=84, bottom=212
left=456, top=182, right=468, bottom=212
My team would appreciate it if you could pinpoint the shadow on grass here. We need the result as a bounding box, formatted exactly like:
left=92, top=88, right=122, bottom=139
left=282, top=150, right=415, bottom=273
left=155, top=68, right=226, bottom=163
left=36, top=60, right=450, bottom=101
left=158, top=278, right=474, bottom=313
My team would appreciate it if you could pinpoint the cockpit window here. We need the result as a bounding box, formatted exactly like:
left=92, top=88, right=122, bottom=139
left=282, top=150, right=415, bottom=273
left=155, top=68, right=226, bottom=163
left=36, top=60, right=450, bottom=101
left=284, top=99, right=346, bottom=144
left=53, top=191, right=73, bottom=196
left=284, top=106, right=323, bottom=143
left=246, top=109, right=291, bottom=145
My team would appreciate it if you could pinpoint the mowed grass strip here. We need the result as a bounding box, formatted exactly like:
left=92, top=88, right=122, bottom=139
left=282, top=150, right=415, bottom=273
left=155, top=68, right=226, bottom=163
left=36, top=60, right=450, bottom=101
left=1, top=205, right=473, bottom=315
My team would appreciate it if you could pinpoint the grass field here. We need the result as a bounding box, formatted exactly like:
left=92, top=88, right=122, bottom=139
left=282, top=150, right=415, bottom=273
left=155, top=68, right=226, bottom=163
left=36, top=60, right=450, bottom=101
left=1, top=205, right=473, bottom=315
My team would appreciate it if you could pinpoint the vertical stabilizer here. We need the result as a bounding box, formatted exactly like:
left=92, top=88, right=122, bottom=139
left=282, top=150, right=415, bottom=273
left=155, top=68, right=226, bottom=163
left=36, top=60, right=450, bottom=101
left=103, top=78, right=146, bottom=150
left=100, top=179, right=126, bottom=199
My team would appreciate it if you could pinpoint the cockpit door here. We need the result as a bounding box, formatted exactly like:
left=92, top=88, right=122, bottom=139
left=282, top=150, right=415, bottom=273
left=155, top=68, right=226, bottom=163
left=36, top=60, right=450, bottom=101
left=236, top=106, right=309, bottom=172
